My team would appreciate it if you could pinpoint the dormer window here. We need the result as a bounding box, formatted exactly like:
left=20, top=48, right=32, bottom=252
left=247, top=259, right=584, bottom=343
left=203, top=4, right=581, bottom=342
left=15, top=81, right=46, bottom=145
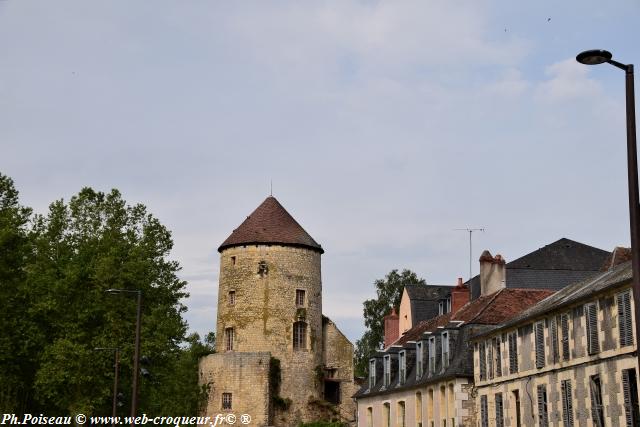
left=442, top=332, right=450, bottom=368
left=428, top=337, right=436, bottom=374
left=416, top=342, right=423, bottom=379
left=399, top=351, right=406, bottom=385
left=369, top=359, right=376, bottom=389
left=383, top=355, right=391, bottom=387
left=446, top=297, right=451, bottom=313
left=439, top=301, right=444, bottom=315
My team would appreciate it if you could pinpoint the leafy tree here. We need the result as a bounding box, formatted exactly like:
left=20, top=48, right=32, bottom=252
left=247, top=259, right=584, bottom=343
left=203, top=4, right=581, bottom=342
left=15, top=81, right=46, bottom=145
left=354, top=269, right=426, bottom=377
left=0, top=177, right=212, bottom=415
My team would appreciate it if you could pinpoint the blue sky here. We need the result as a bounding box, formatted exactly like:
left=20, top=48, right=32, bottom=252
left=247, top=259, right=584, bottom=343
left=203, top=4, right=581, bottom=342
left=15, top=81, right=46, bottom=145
left=2, top=0, right=639, bottom=343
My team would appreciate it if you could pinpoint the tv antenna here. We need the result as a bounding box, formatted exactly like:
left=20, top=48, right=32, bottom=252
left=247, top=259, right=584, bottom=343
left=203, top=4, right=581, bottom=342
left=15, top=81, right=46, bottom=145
left=454, top=228, right=485, bottom=282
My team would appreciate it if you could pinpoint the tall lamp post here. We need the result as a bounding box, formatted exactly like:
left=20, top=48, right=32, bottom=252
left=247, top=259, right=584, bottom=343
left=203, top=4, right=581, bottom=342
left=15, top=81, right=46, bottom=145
left=95, top=347, right=120, bottom=426
left=106, top=289, right=142, bottom=419
left=576, top=49, right=639, bottom=368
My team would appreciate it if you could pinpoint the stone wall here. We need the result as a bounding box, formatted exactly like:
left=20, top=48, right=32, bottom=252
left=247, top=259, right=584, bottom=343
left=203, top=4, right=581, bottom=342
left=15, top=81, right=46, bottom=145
left=215, top=244, right=324, bottom=426
left=323, top=318, right=358, bottom=424
left=198, top=352, right=270, bottom=426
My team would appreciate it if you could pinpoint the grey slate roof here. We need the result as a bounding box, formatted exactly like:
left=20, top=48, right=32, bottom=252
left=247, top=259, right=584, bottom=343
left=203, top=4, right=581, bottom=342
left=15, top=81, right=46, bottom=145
left=474, top=260, right=632, bottom=339
left=470, top=238, right=610, bottom=299
left=405, top=285, right=453, bottom=325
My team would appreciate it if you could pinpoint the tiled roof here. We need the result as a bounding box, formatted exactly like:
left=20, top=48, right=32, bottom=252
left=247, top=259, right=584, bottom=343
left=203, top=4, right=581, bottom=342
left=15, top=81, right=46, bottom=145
left=218, top=196, right=323, bottom=253
left=404, top=285, right=453, bottom=300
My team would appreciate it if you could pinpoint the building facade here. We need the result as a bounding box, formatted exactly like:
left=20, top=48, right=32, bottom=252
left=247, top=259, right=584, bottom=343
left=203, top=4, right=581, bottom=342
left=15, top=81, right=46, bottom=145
left=199, top=196, right=357, bottom=426
left=473, top=258, right=640, bottom=427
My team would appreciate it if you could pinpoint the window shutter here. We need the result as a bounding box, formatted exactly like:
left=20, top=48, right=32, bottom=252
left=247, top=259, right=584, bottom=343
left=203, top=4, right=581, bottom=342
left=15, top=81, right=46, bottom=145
left=535, top=322, right=545, bottom=369
left=623, top=369, right=633, bottom=427
left=550, top=317, right=559, bottom=363
left=508, top=332, right=518, bottom=374
left=479, top=342, right=487, bottom=380
left=618, top=291, right=634, bottom=347
left=494, top=337, right=502, bottom=377
left=480, top=395, right=488, bottom=427
left=561, top=380, right=574, bottom=427
left=561, top=313, right=570, bottom=361
left=586, top=303, right=600, bottom=355
left=495, top=393, right=504, bottom=427
left=537, top=385, right=548, bottom=427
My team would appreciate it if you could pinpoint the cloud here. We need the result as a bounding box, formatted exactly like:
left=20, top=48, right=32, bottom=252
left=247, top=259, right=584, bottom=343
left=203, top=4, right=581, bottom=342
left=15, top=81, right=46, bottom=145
left=536, top=58, right=603, bottom=103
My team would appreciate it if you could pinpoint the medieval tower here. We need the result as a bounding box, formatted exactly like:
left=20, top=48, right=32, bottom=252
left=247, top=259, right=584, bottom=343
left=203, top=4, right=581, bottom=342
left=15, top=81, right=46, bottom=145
left=199, top=196, right=357, bottom=426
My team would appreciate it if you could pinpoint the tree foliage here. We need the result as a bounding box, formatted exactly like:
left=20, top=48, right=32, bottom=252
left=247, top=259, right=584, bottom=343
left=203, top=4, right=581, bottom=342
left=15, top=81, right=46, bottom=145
left=354, top=269, right=426, bottom=377
left=0, top=173, right=213, bottom=415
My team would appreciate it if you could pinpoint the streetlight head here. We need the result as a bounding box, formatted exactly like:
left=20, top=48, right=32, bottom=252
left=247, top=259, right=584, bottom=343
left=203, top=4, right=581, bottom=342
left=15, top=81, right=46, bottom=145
left=576, top=49, right=612, bottom=65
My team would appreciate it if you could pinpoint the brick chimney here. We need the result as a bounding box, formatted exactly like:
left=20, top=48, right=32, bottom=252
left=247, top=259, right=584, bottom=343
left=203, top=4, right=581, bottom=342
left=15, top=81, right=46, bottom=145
left=451, top=277, right=469, bottom=314
left=383, top=307, right=399, bottom=348
left=479, top=250, right=506, bottom=296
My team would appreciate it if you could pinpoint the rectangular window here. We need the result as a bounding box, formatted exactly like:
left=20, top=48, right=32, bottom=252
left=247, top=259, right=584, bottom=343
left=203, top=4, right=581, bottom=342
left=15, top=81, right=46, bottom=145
left=535, top=321, right=545, bottom=369
left=225, top=328, right=234, bottom=351
left=369, top=359, right=376, bottom=389
left=446, top=297, right=451, bottom=313
left=478, top=342, right=487, bottom=381
left=495, top=393, right=504, bottom=427
left=439, top=301, right=444, bottom=315
left=293, top=321, right=306, bottom=350
left=487, top=339, right=494, bottom=379
left=513, top=390, right=522, bottom=427
left=586, top=303, right=600, bottom=355
left=230, top=256, right=236, bottom=265
left=493, top=337, right=502, bottom=377
left=561, top=313, right=570, bottom=361
left=618, top=290, right=634, bottom=347
left=479, top=342, right=487, bottom=380
left=399, top=351, right=406, bottom=385
left=416, top=392, right=423, bottom=425
left=222, top=392, right=232, bottom=410
left=296, top=289, right=305, bottom=307
left=383, top=355, right=391, bottom=387
left=550, top=317, right=559, bottom=363
left=590, top=375, right=604, bottom=427
left=623, top=368, right=640, bottom=427
left=537, top=384, right=548, bottom=427
left=508, top=331, right=518, bottom=374
left=416, top=342, right=424, bottom=379
left=383, top=402, right=390, bottom=427
left=429, top=337, right=436, bottom=374
left=480, top=395, right=488, bottom=427
left=228, top=290, right=236, bottom=305
left=561, top=380, right=574, bottom=427
left=366, top=407, right=373, bottom=427
left=442, top=333, right=449, bottom=369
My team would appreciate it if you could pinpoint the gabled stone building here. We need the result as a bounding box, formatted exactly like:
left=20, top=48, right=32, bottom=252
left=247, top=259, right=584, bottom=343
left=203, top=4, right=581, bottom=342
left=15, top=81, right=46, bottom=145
left=199, top=196, right=357, bottom=426
left=472, top=252, right=640, bottom=427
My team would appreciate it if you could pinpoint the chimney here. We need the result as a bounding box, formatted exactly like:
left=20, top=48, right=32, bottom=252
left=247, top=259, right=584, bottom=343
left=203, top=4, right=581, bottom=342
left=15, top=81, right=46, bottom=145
left=451, top=277, right=470, bottom=314
left=479, top=250, right=506, bottom=296
left=383, top=307, right=399, bottom=348
left=603, top=246, right=632, bottom=270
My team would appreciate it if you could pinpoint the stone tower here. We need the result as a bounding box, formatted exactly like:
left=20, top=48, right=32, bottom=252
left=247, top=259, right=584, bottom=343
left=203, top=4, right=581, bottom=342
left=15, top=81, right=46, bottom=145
left=200, top=196, right=358, bottom=426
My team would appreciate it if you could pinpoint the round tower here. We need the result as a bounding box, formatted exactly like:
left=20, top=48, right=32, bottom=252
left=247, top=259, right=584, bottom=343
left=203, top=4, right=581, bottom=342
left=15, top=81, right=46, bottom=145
left=216, top=196, right=324, bottom=423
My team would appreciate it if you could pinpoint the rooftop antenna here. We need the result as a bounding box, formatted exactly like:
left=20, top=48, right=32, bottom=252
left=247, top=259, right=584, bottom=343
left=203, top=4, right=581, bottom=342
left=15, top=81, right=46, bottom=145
left=454, top=228, right=485, bottom=283
left=270, top=179, right=273, bottom=196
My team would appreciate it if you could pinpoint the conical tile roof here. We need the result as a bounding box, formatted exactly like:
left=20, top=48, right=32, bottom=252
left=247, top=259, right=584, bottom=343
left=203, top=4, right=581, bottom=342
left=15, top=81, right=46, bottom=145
left=218, top=196, right=323, bottom=253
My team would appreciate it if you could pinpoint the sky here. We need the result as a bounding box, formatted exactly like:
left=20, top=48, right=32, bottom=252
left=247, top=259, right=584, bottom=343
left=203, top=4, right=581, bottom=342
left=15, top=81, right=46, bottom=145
left=2, top=0, right=640, bottom=344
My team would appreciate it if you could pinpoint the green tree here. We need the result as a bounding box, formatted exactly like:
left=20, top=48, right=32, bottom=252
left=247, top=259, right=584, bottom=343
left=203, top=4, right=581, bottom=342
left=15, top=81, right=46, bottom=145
left=354, top=269, right=426, bottom=377
left=0, top=174, right=34, bottom=412
left=0, top=177, right=213, bottom=415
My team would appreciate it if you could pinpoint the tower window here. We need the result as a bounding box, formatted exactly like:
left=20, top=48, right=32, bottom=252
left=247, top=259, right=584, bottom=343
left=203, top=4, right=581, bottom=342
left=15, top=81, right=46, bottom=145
left=225, top=328, right=234, bottom=351
left=230, top=256, right=236, bottom=265
left=293, top=321, right=307, bottom=350
left=222, top=393, right=232, bottom=410
left=228, top=290, right=236, bottom=305
left=258, top=261, right=268, bottom=277
left=296, top=289, right=306, bottom=306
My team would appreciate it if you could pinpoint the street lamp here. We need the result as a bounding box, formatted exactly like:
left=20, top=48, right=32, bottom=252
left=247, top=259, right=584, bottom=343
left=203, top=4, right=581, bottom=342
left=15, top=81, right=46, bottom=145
left=95, top=347, right=120, bottom=426
left=576, top=49, right=639, bottom=368
left=106, top=289, right=142, bottom=419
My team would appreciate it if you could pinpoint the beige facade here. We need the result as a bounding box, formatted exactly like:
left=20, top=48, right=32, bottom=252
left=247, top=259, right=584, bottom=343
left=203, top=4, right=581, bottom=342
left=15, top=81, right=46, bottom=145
left=473, top=268, right=640, bottom=427
left=356, top=378, right=473, bottom=427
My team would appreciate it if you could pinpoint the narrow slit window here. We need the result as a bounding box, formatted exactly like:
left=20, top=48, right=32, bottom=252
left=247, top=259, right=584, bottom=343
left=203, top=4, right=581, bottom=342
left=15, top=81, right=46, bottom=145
left=228, top=290, right=236, bottom=305
left=293, top=321, right=307, bottom=350
left=296, top=289, right=306, bottom=306
left=225, top=328, right=234, bottom=351
left=222, top=392, right=232, bottom=410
